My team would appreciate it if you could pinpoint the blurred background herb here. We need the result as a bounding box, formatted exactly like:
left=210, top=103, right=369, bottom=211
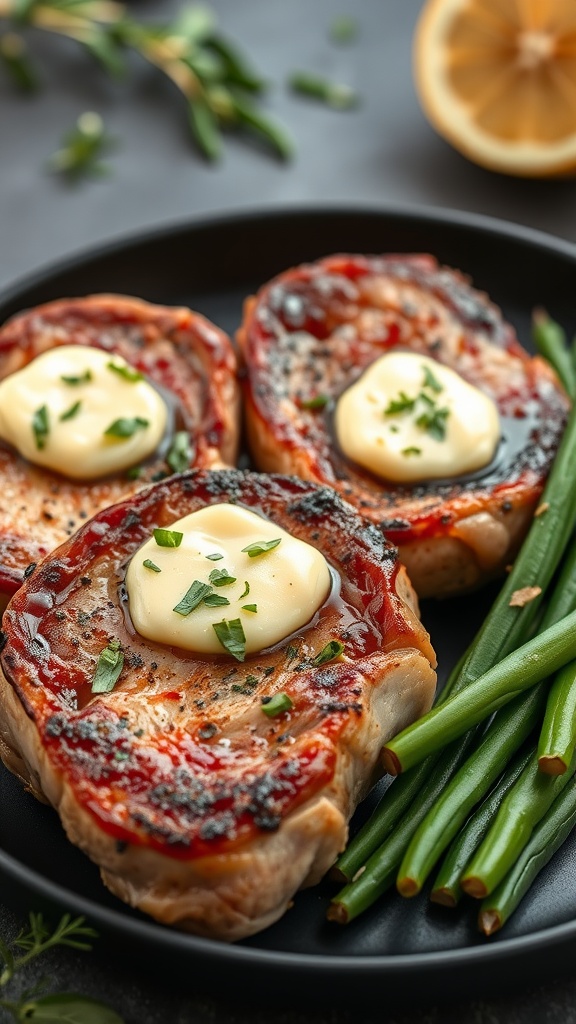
left=0, top=0, right=294, bottom=161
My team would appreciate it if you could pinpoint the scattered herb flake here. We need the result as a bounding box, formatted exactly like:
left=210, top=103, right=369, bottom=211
left=61, top=370, right=92, bottom=385
left=143, top=559, right=161, bottom=573
left=59, top=400, right=82, bottom=421
left=153, top=528, right=183, bottom=548
left=384, top=391, right=416, bottom=416
left=402, top=446, right=422, bottom=457
left=213, top=618, right=246, bottom=662
left=422, top=364, right=443, bottom=393
left=313, top=639, right=345, bottom=666
left=126, top=465, right=143, bottom=480
left=107, top=360, right=144, bottom=382
left=32, top=404, right=49, bottom=449
left=204, top=593, right=230, bottom=607
left=288, top=70, right=358, bottom=109
left=48, top=111, right=115, bottom=180
left=330, top=14, right=358, bottom=43
left=209, top=568, right=237, bottom=587
left=261, top=692, right=294, bottom=717
left=91, top=639, right=124, bottom=694
left=166, top=430, right=193, bottom=474
left=241, top=538, right=282, bottom=557
left=173, top=580, right=213, bottom=616
left=242, top=604, right=257, bottom=613
left=104, top=416, right=149, bottom=439
left=286, top=644, right=298, bottom=662
left=415, top=406, right=450, bottom=441
left=239, top=580, right=250, bottom=598
left=206, top=552, right=224, bottom=561
left=300, top=394, right=329, bottom=410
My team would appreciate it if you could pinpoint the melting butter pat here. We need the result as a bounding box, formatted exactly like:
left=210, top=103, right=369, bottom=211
left=334, top=352, right=500, bottom=483
left=126, top=504, right=332, bottom=656
left=0, top=345, right=167, bottom=480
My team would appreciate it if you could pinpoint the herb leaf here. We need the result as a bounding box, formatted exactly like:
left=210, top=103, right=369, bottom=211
left=300, top=394, right=329, bottom=410
left=17, top=993, right=124, bottom=1024
left=313, top=639, right=345, bottom=666
left=241, top=538, right=282, bottom=557
left=261, top=692, right=294, bottom=717
left=242, top=604, right=257, bottom=613
left=415, top=406, right=450, bottom=441
left=206, top=552, right=224, bottom=561
left=91, top=639, right=124, bottom=694
left=142, top=559, right=161, bottom=573
left=104, top=416, right=149, bottom=439
left=153, top=528, right=183, bottom=548
left=288, top=70, right=359, bottom=109
left=203, top=593, right=230, bottom=607
left=32, top=405, right=49, bottom=449
left=59, top=400, right=82, bottom=422
left=173, top=580, right=213, bottom=616
left=402, top=446, right=422, bottom=457
left=422, top=364, right=443, bottom=393
left=166, top=430, right=193, bottom=474
left=107, top=360, right=143, bottom=383
left=239, top=580, right=250, bottom=598
left=47, top=111, right=115, bottom=181
left=384, top=391, right=416, bottom=416
left=61, top=370, right=92, bottom=386
left=212, top=618, right=246, bottom=661
left=209, top=567, right=237, bottom=587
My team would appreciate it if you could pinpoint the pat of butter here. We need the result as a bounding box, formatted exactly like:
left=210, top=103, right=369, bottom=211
left=334, top=352, right=500, bottom=483
left=0, top=345, right=167, bottom=480
left=126, top=504, right=332, bottom=656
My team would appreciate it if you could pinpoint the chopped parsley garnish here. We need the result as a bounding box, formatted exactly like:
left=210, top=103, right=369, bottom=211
left=59, top=400, right=82, bottom=422
left=32, top=405, right=49, bottom=450
left=91, top=639, right=124, bottom=694
left=206, top=552, right=224, bottom=561
left=261, top=692, right=294, bottom=717
left=107, top=361, right=144, bottom=383
left=166, top=430, right=192, bottom=474
left=104, top=416, right=150, bottom=439
left=153, top=528, right=183, bottom=548
left=213, top=618, right=246, bottom=662
left=204, top=593, right=230, bottom=607
left=402, top=447, right=422, bottom=457
left=312, top=639, right=345, bottom=666
left=143, top=559, right=161, bottom=572
left=422, top=364, right=443, bottom=393
left=416, top=406, right=450, bottom=441
left=241, top=538, right=282, bottom=557
left=61, top=370, right=92, bottom=385
left=300, top=394, right=329, bottom=410
left=209, top=568, right=237, bottom=587
left=239, top=581, right=250, bottom=599
left=384, top=391, right=415, bottom=416
left=242, top=604, right=257, bottom=613
left=126, top=465, right=143, bottom=480
left=173, top=580, right=213, bottom=616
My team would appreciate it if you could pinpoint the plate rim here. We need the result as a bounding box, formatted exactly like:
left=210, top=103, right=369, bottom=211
left=2, top=200, right=576, bottom=991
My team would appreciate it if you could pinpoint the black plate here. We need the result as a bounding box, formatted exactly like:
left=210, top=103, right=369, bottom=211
left=1, top=204, right=576, bottom=1008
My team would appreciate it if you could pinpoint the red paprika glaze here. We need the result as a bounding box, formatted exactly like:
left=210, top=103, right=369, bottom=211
left=1, top=469, right=435, bottom=860
left=0, top=294, right=239, bottom=595
left=238, top=254, right=569, bottom=584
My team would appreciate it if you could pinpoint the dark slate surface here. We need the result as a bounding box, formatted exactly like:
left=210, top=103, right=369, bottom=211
left=2, top=1, right=576, bottom=1021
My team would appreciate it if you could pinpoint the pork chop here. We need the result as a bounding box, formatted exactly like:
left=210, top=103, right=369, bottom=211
left=0, top=294, right=240, bottom=597
left=237, top=253, right=569, bottom=598
left=0, top=468, right=436, bottom=941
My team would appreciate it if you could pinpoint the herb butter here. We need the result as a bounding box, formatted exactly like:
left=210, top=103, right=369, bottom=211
left=334, top=351, right=500, bottom=483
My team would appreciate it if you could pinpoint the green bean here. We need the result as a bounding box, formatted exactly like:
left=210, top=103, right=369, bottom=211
left=327, top=736, right=474, bottom=923
left=478, top=778, right=576, bottom=935
left=537, top=660, right=576, bottom=775
left=396, top=687, right=546, bottom=897
left=460, top=749, right=576, bottom=898
left=382, top=608, right=576, bottom=775
left=331, top=651, right=470, bottom=882
left=532, top=308, right=576, bottom=399
left=430, top=746, right=533, bottom=907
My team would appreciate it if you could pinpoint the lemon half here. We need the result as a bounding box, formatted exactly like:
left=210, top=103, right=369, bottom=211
left=414, top=0, right=576, bottom=177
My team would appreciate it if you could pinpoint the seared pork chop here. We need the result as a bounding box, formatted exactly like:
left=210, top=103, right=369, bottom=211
left=0, top=294, right=239, bottom=597
left=0, top=469, right=436, bottom=941
left=237, top=254, right=569, bottom=598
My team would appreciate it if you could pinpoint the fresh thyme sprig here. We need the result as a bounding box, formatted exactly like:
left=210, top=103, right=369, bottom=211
left=0, top=0, right=293, bottom=161
left=0, top=911, right=124, bottom=1022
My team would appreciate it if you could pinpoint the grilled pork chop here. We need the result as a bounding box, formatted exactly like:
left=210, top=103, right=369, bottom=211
left=0, top=469, right=436, bottom=941
left=237, top=254, right=569, bottom=598
left=0, top=294, right=239, bottom=597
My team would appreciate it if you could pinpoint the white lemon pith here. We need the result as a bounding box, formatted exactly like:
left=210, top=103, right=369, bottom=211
left=0, top=345, right=167, bottom=480
left=126, top=504, right=332, bottom=656
left=414, top=0, right=576, bottom=177
left=334, top=351, right=500, bottom=483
